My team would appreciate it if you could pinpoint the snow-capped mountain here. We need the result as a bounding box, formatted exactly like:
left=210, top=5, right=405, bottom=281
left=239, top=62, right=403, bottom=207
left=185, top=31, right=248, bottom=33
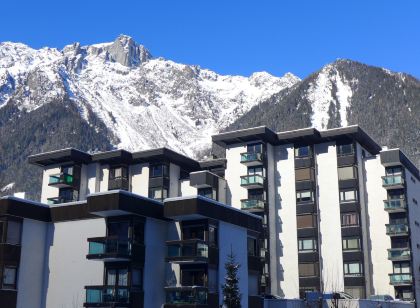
left=0, top=34, right=299, bottom=158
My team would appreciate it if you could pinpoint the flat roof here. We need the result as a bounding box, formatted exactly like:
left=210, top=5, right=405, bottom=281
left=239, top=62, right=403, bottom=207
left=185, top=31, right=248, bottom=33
left=28, top=148, right=92, bottom=167
left=380, top=148, right=420, bottom=180
left=212, top=125, right=382, bottom=155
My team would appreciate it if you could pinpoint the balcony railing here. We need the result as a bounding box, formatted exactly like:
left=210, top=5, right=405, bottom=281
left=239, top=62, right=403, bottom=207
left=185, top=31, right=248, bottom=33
left=87, top=237, right=144, bottom=261
left=386, top=224, right=409, bottom=237
left=240, top=152, right=263, bottom=166
left=382, top=175, right=404, bottom=187
left=388, top=248, right=411, bottom=261
left=85, top=286, right=130, bottom=305
left=240, top=175, right=264, bottom=188
left=384, top=199, right=406, bottom=212
left=49, top=172, right=74, bottom=188
left=241, top=199, right=265, bottom=211
left=165, top=286, right=208, bottom=305
left=166, top=239, right=211, bottom=263
left=389, top=273, right=413, bottom=285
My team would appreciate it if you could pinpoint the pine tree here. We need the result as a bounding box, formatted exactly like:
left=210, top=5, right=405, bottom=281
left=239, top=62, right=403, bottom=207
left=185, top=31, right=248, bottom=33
left=221, top=249, right=241, bottom=308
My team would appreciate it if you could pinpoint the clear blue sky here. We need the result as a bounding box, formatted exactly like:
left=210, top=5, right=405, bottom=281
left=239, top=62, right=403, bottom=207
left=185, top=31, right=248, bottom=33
left=1, top=0, right=419, bottom=79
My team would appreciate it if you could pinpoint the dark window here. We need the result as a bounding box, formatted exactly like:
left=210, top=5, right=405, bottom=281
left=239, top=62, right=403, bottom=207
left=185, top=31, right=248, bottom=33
left=131, top=268, right=143, bottom=288
left=341, top=213, right=359, bottom=227
left=247, top=143, right=263, bottom=153
left=388, top=189, right=405, bottom=200
left=181, top=268, right=207, bottom=286
left=337, top=143, right=354, bottom=156
left=182, top=225, right=205, bottom=240
left=208, top=226, right=218, bottom=246
left=198, top=187, right=216, bottom=200
left=106, top=267, right=128, bottom=286
left=386, top=166, right=403, bottom=176
left=298, top=263, right=319, bottom=277
left=2, top=266, right=17, bottom=289
left=109, top=166, right=128, bottom=180
left=296, top=191, right=314, bottom=203
left=58, top=188, right=77, bottom=202
left=132, top=220, right=144, bottom=244
left=150, top=164, right=169, bottom=178
left=294, top=146, right=311, bottom=158
left=247, top=237, right=258, bottom=256
left=393, top=262, right=411, bottom=274
left=248, top=189, right=264, bottom=200
left=247, top=166, right=263, bottom=176
left=148, top=187, right=168, bottom=200
left=0, top=218, right=22, bottom=245
left=107, top=221, right=129, bottom=240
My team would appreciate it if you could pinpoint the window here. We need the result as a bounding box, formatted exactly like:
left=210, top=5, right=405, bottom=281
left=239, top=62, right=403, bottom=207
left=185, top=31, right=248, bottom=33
left=131, top=268, right=143, bottom=288
left=109, top=166, right=128, bottom=180
left=106, top=268, right=128, bottom=286
left=388, top=189, right=405, bottom=200
left=342, top=237, right=361, bottom=251
left=198, top=187, right=216, bottom=200
left=295, top=146, right=311, bottom=158
left=248, top=166, right=263, bottom=176
left=182, top=225, right=205, bottom=240
left=385, top=166, right=402, bottom=176
left=341, top=213, right=359, bottom=227
left=339, top=190, right=358, bottom=203
left=296, top=191, right=313, bottom=203
left=298, top=238, right=317, bottom=252
left=150, top=164, right=169, bottom=178
left=338, top=166, right=357, bottom=180
left=2, top=266, right=17, bottom=289
left=344, top=262, right=363, bottom=276
left=107, top=221, right=129, bottom=240
left=0, top=218, right=22, bottom=245
left=247, top=237, right=258, bottom=256
left=248, top=189, right=264, bottom=200
left=247, top=143, right=262, bottom=153
left=148, top=187, right=168, bottom=200
left=295, top=168, right=313, bottom=181
left=337, top=143, right=354, bottom=156
left=393, top=262, right=411, bottom=274
left=298, top=263, right=319, bottom=277
left=296, top=214, right=317, bottom=229
left=344, top=286, right=365, bottom=299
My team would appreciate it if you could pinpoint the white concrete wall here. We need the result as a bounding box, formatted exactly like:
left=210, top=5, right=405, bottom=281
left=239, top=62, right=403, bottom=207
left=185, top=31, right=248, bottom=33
left=225, top=144, right=248, bottom=209
left=143, top=217, right=167, bottom=307
left=130, top=163, right=149, bottom=197
left=315, top=142, right=344, bottom=291
left=363, top=154, right=393, bottom=296
left=40, top=166, right=60, bottom=203
left=44, top=218, right=106, bottom=308
left=86, top=163, right=99, bottom=196
left=99, top=164, right=109, bottom=192
left=180, top=179, right=197, bottom=196
left=169, top=163, right=181, bottom=198
left=16, top=219, right=48, bottom=308
left=273, top=144, right=299, bottom=298
left=405, top=168, right=420, bottom=301
left=218, top=221, right=248, bottom=308
left=218, top=177, right=227, bottom=204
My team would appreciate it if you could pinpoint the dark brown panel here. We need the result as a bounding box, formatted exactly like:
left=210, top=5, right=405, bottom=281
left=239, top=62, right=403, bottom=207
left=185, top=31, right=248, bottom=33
left=295, top=180, right=315, bottom=191
left=339, top=179, right=359, bottom=189
left=344, top=276, right=365, bottom=286
left=50, top=202, right=96, bottom=222
left=0, top=244, right=21, bottom=264
left=296, top=203, right=316, bottom=214
left=0, top=290, right=17, bottom=308
left=248, top=295, right=264, bottom=308
left=341, top=227, right=362, bottom=237
left=0, top=198, right=50, bottom=222
left=248, top=255, right=263, bottom=272
left=298, top=252, right=319, bottom=262
left=342, top=251, right=364, bottom=262
left=337, top=155, right=356, bottom=166
left=294, top=157, right=314, bottom=169
left=297, top=228, right=318, bottom=238
left=164, top=197, right=262, bottom=232
left=340, top=202, right=360, bottom=213
left=299, top=277, right=321, bottom=288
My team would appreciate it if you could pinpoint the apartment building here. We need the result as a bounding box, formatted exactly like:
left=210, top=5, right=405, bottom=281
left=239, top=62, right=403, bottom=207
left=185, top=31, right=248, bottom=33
left=0, top=125, right=418, bottom=307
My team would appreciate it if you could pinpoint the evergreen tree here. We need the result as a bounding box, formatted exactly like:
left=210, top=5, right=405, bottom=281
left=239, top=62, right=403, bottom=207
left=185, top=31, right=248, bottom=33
left=221, top=249, right=241, bottom=308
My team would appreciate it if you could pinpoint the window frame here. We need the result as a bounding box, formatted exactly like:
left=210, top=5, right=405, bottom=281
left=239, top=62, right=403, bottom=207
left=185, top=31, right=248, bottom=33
left=294, top=146, right=311, bottom=158
left=341, top=212, right=360, bottom=227
left=343, top=262, right=363, bottom=277
left=1, top=266, right=18, bottom=290
left=149, top=164, right=169, bottom=178
left=148, top=187, right=168, bottom=201
left=339, top=189, right=358, bottom=203
left=342, top=237, right=361, bottom=251
left=296, top=190, right=314, bottom=203
left=337, top=143, right=354, bottom=157
left=338, top=166, right=357, bottom=181
left=298, top=238, right=317, bottom=252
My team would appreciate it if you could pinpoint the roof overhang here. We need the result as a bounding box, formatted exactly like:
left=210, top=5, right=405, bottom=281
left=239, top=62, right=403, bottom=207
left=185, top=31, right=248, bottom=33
left=28, top=148, right=92, bottom=167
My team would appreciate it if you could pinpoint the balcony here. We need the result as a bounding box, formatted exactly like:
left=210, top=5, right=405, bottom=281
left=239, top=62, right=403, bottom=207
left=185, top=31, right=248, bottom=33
left=240, top=175, right=264, bottom=189
left=48, top=173, right=74, bottom=188
left=240, top=199, right=265, bottom=212
left=386, top=224, right=409, bottom=237
left=389, top=273, right=413, bottom=286
left=384, top=199, right=407, bottom=213
left=240, top=152, right=263, bottom=166
left=87, top=237, right=144, bottom=262
left=166, top=239, right=218, bottom=264
left=164, top=286, right=211, bottom=306
left=382, top=175, right=405, bottom=189
left=84, top=286, right=143, bottom=307
left=388, top=248, right=411, bottom=261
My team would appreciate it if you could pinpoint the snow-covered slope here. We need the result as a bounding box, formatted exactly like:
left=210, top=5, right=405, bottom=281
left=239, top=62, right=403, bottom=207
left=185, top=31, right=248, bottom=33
left=0, top=35, right=299, bottom=157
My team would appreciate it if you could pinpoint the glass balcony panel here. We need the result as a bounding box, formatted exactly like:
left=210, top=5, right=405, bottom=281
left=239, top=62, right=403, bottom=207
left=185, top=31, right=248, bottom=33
left=85, top=286, right=129, bottom=304
left=240, top=152, right=263, bottom=163
left=390, top=274, right=412, bottom=284
left=388, top=248, right=411, bottom=260
left=88, top=238, right=130, bottom=256
left=240, top=175, right=264, bottom=186
left=49, top=173, right=74, bottom=186
left=166, top=240, right=209, bottom=259
left=165, top=287, right=208, bottom=305
left=382, top=175, right=404, bottom=186
left=241, top=199, right=265, bottom=210
left=386, top=224, right=409, bottom=236
left=384, top=199, right=406, bottom=211
left=167, top=245, right=181, bottom=257
left=89, top=242, right=105, bottom=255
